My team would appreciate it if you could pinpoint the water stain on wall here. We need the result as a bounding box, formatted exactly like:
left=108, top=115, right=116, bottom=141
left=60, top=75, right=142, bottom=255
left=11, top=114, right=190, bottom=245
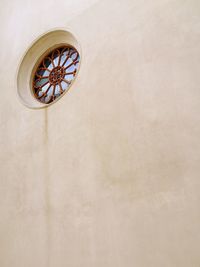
left=43, top=108, right=51, bottom=267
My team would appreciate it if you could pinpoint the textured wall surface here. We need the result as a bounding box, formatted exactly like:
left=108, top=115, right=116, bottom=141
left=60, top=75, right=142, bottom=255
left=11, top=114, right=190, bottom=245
left=0, top=0, right=200, bottom=266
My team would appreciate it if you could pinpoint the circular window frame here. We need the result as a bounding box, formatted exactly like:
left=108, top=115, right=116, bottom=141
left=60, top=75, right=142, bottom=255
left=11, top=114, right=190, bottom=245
left=17, top=29, right=81, bottom=109
left=30, top=43, right=80, bottom=105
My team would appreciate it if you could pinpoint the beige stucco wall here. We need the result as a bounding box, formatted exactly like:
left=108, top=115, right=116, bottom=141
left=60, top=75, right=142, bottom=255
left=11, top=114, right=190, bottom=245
left=0, top=0, right=200, bottom=266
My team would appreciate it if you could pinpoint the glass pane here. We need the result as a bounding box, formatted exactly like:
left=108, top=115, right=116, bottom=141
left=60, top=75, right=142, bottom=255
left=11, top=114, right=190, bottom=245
left=35, top=78, right=49, bottom=88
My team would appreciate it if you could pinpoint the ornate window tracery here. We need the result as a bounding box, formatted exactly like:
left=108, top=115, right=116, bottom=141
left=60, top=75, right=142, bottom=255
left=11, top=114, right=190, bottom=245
left=33, top=46, right=80, bottom=104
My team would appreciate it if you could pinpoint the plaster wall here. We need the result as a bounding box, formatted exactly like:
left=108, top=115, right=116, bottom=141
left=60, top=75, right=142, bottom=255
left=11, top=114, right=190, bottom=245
left=0, top=0, right=200, bottom=266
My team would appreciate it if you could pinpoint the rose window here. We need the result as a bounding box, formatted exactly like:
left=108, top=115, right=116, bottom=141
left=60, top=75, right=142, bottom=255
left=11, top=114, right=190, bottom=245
left=33, top=46, right=80, bottom=104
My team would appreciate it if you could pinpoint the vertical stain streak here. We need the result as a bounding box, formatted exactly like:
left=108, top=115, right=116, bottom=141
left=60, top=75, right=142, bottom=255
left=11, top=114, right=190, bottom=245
left=44, top=108, right=51, bottom=267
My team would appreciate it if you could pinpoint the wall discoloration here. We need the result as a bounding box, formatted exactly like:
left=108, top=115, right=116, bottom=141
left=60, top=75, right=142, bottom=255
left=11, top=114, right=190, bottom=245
left=43, top=108, right=51, bottom=267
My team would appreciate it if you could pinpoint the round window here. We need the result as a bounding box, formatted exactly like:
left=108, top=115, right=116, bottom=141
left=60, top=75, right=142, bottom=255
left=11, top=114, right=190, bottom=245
left=32, top=45, right=80, bottom=104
